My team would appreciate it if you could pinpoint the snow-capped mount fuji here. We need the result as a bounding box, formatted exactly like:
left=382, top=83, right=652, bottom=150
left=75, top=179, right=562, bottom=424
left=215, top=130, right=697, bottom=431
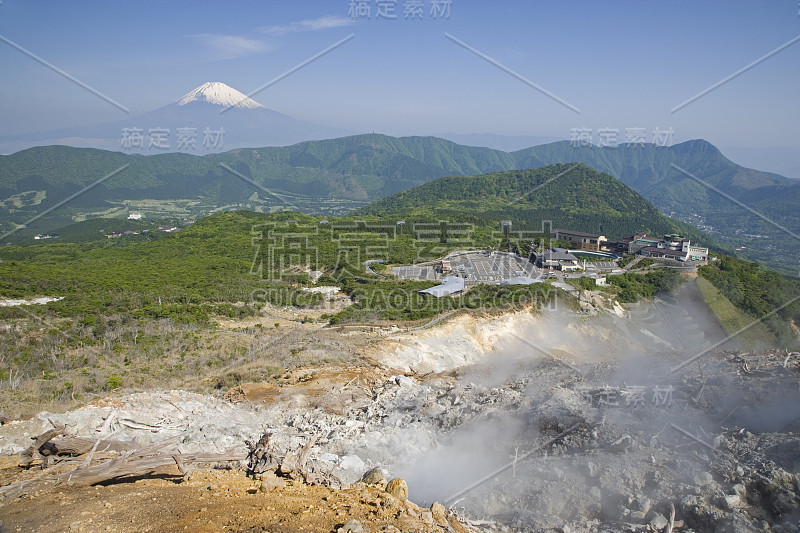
left=176, top=82, right=264, bottom=109
left=0, top=82, right=354, bottom=154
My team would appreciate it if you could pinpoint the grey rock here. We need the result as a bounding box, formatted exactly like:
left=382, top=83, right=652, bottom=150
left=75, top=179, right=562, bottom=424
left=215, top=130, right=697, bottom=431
left=336, top=454, right=367, bottom=484
left=771, top=491, right=798, bottom=513
left=636, top=496, right=651, bottom=514
left=693, top=471, right=714, bottom=487
left=338, top=519, right=364, bottom=533
left=396, top=375, right=414, bottom=388
left=278, top=452, right=297, bottom=475
left=361, top=466, right=386, bottom=486
left=339, top=454, right=366, bottom=471
left=723, top=494, right=741, bottom=509
left=317, top=452, right=339, bottom=465
left=649, top=512, right=668, bottom=530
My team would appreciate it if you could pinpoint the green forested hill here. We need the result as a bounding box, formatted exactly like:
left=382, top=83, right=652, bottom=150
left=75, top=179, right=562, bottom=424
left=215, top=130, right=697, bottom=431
left=5, top=136, right=787, bottom=204
left=514, top=139, right=795, bottom=228
left=2, top=134, right=797, bottom=270
left=355, top=164, right=713, bottom=244
left=0, top=136, right=515, bottom=203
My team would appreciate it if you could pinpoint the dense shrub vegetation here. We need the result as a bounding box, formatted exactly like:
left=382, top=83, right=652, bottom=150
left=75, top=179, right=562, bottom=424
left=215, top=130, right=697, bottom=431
left=608, top=269, right=684, bottom=302
left=699, top=255, right=800, bottom=347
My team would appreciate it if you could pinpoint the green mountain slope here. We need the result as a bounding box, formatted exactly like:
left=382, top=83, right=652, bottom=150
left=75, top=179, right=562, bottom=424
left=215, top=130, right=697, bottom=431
left=355, top=164, right=712, bottom=244
left=514, top=139, right=793, bottom=223
left=1, top=135, right=791, bottom=217
left=1, top=134, right=797, bottom=270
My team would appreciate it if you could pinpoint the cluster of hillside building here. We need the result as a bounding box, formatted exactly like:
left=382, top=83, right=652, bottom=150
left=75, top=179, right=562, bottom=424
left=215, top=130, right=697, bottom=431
left=403, top=226, right=710, bottom=298
left=625, top=232, right=709, bottom=262
left=532, top=228, right=709, bottom=271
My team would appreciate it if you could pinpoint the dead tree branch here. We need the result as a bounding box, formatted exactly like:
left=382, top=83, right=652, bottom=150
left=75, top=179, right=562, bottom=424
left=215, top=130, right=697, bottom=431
left=18, top=426, right=66, bottom=469
left=1, top=436, right=245, bottom=500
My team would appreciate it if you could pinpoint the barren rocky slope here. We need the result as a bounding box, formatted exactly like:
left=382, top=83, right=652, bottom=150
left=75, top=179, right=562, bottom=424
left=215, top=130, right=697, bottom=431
left=1, top=292, right=798, bottom=532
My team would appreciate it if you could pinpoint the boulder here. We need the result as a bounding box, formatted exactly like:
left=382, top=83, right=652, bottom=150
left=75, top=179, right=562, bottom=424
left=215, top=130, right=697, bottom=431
left=693, top=471, right=714, bottom=487
left=723, top=494, right=741, bottom=509
left=258, top=472, right=285, bottom=492
left=361, top=466, right=386, bottom=486
left=336, top=454, right=367, bottom=484
left=278, top=452, right=297, bottom=475
left=431, top=501, right=447, bottom=524
left=385, top=478, right=409, bottom=501
left=649, top=513, right=668, bottom=530
left=635, top=496, right=651, bottom=514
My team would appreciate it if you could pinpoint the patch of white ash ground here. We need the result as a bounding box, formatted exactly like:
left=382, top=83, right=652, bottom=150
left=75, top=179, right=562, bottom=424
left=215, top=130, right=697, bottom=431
left=408, top=349, right=800, bottom=533
left=0, top=390, right=263, bottom=457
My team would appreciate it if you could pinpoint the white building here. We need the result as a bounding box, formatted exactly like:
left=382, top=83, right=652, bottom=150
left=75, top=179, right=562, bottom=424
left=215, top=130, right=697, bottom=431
left=419, top=276, right=465, bottom=298
left=636, top=234, right=708, bottom=262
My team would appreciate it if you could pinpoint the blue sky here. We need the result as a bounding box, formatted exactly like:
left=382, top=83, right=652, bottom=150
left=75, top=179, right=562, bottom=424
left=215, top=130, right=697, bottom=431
left=0, top=0, right=798, bottom=148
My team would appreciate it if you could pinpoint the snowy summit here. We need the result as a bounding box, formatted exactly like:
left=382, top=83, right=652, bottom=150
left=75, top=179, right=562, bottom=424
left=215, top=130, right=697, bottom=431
left=176, top=82, right=263, bottom=109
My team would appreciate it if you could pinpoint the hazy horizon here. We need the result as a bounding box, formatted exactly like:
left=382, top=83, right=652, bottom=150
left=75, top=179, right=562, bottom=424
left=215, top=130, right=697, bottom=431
left=0, top=1, right=798, bottom=151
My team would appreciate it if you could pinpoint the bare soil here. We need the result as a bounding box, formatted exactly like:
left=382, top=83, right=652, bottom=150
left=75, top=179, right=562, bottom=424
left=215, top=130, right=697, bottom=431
left=0, top=461, right=465, bottom=532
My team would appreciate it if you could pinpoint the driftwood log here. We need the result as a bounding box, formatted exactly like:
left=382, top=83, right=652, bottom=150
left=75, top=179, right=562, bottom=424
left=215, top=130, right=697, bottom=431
left=18, top=428, right=138, bottom=469
left=2, top=435, right=246, bottom=500
left=18, top=426, right=67, bottom=469
left=48, top=436, right=138, bottom=456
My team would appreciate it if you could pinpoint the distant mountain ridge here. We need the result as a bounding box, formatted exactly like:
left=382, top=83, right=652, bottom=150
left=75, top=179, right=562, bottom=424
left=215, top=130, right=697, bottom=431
left=1, top=133, right=797, bottom=270
left=432, top=133, right=565, bottom=152
left=2, top=133, right=791, bottom=211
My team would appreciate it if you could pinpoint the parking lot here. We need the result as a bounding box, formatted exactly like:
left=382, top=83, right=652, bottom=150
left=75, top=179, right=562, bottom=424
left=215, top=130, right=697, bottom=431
left=391, top=265, right=437, bottom=281
left=393, top=252, right=540, bottom=284
left=581, top=260, right=618, bottom=275
left=592, top=261, right=617, bottom=271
